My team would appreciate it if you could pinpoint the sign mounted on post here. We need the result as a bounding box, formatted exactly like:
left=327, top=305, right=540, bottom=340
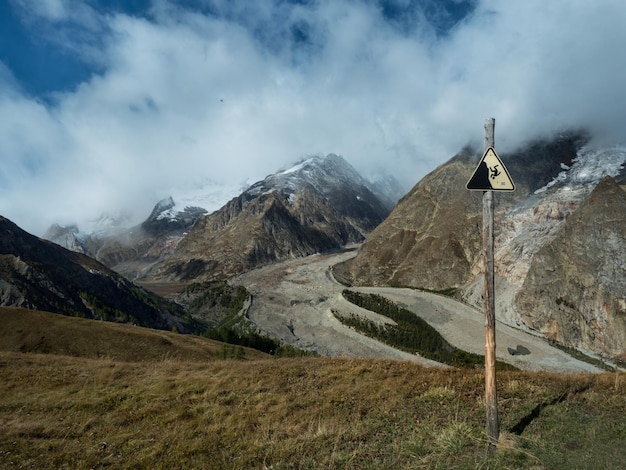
left=466, top=147, right=515, bottom=191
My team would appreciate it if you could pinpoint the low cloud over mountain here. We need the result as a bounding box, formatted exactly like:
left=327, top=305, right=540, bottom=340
left=2, top=1, right=626, bottom=235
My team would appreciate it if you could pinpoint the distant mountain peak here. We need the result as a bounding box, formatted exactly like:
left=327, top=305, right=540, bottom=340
left=148, top=153, right=392, bottom=282
left=149, top=196, right=176, bottom=219
left=43, top=152, right=403, bottom=282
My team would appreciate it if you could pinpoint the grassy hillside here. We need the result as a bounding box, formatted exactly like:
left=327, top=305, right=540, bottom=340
left=0, top=307, right=268, bottom=362
left=0, top=349, right=624, bottom=468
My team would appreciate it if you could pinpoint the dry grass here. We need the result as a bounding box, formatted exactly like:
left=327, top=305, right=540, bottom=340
left=0, top=350, right=624, bottom=469
left=1, top=307, right=624, bottom=468
left=0, top=307, right=268, bottom=362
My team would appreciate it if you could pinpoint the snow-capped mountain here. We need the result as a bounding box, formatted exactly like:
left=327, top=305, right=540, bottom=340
left=246, top=153, right=403, bottom=211
left=141, top=196, right=207, bottom=234
left=43, top=179, right=251, bottom=278
left=152, top=179, right=250, bottom=222
left=122, top=157, right=401, bottom=232
left=147, top=154, right=392, bottom=282
left=45, top=155, right=400, bottom=255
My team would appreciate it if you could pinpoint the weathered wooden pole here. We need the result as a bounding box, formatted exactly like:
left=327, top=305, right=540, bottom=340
left=467, top=118, right=513, bottom=451
left=483, top=117, right=499, bottom=452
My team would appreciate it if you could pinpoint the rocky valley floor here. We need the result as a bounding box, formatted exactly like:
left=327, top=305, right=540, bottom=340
left=232, top=247, right=602, bottom=373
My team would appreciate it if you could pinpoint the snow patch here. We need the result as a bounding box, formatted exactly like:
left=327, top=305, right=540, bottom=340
left=535, top=146, right=626, bottom=194
left=168, top=181, right=245, bottom=216
left=277, top=158, right=317, bottom=175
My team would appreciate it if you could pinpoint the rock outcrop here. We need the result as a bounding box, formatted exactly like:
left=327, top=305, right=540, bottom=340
left=515, top=177, right=626, bottom=360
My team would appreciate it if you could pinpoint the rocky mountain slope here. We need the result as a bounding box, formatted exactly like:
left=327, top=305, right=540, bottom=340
left=148, top=154, right=392, bottom=282
left=345, top=134, right=587, bottom=288
left=344, top=133, right=626, bottom=361
left=515, top=176, right=626, bottom=360
left=0, top=216, right=197, bottom=332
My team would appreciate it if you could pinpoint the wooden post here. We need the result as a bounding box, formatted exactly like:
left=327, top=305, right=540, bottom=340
left=483, top=117, right=499, bottom=452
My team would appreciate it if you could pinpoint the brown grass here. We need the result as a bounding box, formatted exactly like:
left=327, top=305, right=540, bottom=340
left=1, top=307, right=624, bottom=468
left=0, top=307, right=268, bottom=362
left=0, top=349, right=624, bottom=469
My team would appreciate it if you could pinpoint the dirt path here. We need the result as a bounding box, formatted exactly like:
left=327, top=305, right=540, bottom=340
left=232, top=248, right=601, bottom=373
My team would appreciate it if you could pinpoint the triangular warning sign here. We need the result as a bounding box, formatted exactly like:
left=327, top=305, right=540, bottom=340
left=466, top=147, right=515, bottom=191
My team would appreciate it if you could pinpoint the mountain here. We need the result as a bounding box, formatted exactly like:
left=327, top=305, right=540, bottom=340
left=342, top=133, right=626, bottom=361
left=43, top=178, right=251, bottom=280
left=515, top=176, right=626, bottom=360
left=43, top=197, right=208, bottom=281
left=365, top=171, right=408, bottom=211
left=45, top=155, right=400, bottom=282
left=0, top=216, right=197, bottom=332
left=43, top=223, right=87, bottom=254
left=140, top=196, right=207, bottom=234
left=147, top=154, right=392, bottom=282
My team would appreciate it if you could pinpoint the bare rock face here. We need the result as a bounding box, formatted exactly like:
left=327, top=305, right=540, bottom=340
left=515, top=177, right=626, bottom=360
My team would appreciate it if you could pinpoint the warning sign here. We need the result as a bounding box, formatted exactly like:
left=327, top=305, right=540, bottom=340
left=466, top=147, right=515, bottom=191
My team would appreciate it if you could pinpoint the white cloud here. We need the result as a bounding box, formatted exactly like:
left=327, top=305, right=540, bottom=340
left=17, top=0, right=68, bottom=21
left=2, top=0, right=626, bottom=235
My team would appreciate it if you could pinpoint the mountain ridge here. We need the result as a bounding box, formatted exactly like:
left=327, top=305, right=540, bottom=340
left=44, top=153, right=399, bottom=283
left=0, top=216, right=197, bottom=332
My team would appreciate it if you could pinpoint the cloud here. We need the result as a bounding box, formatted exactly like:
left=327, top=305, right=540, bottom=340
left=10, top=0, right=109, bottom=67
left=1, top=0, right=626, bottom=235
left=18, top=0, right=68, bottom=21
left=428, top=0, right=626, bottom=148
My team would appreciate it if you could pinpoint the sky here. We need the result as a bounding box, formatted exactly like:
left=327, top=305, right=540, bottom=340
left=1, top=0, right=626, bottom=235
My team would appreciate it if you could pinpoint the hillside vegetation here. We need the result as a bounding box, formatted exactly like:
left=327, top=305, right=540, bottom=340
left=0, top=348, right=624, bottom=468
left=336, top=290, right=516, bottom=370
left=0, top=307, right=268, bottom=362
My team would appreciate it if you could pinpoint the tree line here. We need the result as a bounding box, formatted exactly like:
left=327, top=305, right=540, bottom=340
left=338, top=290, right=516, bottom=370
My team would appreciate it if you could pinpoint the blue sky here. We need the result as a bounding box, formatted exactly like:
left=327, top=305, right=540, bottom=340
left=1, top=0, right=626, bottom=235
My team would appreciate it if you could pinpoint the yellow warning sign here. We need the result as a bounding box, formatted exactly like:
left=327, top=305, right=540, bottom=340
left=466, top=147, right=515, bottom=191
